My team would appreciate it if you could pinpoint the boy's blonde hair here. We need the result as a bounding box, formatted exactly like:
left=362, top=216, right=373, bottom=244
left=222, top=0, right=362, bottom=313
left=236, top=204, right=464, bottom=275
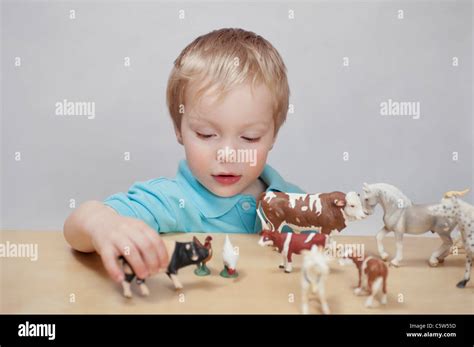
left=166, top=28, right=290, bottom=137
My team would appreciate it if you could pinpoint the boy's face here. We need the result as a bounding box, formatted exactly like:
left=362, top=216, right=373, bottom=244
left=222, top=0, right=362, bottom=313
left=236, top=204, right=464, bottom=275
left=177, top=82, right=276, bottom=197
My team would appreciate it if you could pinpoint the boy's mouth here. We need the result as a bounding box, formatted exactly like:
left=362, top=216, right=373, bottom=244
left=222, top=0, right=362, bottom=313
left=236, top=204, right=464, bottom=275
left=212, top=173, right=242, bottom=185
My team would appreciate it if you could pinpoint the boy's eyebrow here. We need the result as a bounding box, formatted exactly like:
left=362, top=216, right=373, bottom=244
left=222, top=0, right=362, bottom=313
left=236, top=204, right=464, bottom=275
left=240, top=120, right=271, bottom=128
left=188, top=116, right=270, bottom=129
left=187, top=116, right=217, bottom=127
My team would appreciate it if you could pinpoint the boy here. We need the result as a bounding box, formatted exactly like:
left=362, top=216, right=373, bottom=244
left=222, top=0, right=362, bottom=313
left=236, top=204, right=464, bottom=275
left=64, top=28, right=305, bottom=283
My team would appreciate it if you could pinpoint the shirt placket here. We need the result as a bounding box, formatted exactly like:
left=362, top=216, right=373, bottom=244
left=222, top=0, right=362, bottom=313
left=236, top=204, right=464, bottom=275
left=236, top=198, right=256, bottom=233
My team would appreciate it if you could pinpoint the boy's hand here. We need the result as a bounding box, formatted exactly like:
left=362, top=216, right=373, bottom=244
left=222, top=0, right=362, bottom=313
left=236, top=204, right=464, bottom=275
left=89, top=214, right=169, bottom=283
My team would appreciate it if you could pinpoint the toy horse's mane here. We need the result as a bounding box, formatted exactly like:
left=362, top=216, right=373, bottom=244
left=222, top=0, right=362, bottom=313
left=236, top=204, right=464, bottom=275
left=370, top=183, right=413, bottom=207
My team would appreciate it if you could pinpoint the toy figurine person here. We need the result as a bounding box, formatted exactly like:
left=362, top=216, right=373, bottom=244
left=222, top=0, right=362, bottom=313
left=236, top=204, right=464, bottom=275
left=220, top=235, right=239, bottom=278
left=194, top=236, right=213, bottom=276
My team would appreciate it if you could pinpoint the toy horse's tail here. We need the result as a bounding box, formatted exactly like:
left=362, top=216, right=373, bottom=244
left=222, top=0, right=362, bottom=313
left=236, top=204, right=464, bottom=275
left=444, top=188, right=470, bottom=198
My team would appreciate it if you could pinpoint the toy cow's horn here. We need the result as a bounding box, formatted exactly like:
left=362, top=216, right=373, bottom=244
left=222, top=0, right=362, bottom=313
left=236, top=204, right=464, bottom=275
left=193, top=236, right=204, bottom=248
left=444, top=188, right=470, bottom=198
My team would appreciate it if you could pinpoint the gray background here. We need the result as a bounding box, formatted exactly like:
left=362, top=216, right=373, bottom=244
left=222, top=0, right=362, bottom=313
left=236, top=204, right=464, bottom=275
left=1, top=0, right=472, bottom=236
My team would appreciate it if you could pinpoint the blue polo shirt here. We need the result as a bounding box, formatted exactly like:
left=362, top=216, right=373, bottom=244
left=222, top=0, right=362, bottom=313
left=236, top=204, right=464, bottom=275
left=103, top=159, right=305, bottom=234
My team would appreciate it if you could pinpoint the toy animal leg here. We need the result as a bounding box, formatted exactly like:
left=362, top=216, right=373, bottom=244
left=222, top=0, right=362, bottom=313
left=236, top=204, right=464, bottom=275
left=279, top=253, right=287, bottom=269
left=121, top=271, right=135, bottom=298
left=136, top=278, right=150, bottom=296
left=311, top=278, right=318, bottom=294
left=366, top=278, right=373, bottom=296
left=365, top=277, right=382, bottom=308
left=353, top=273, right=365, bottom=295
left=301, top=281, right=310, bottom=314
left=169, top=274, right=183, bottom=290
left=429, top=233, right=453, bottom=267
left=390, top=232, right=404, bottom=267
left=318, top=283, right=330, bottom=315
left=457, top=229, right=472, bottom=288
left=376, top=227, right=390, bottom=260
left=381, top=277, right=388, bottom=304
left=452, top=233, right=465, bottom=253
left=284, top=253, right=293, bottom=273
left=364, top=295, right=375, bottom=308
left=121, top=281, right=133, bottom=298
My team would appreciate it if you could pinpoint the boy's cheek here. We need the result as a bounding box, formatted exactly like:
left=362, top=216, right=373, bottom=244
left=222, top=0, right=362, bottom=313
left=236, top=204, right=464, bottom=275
left=242, top=147, right=269, bottom=177
left=183, top=137, right=214, bottom=159
left=254, top=145, right=270, bottom=167
left=185, top=146, right=213, bottom=169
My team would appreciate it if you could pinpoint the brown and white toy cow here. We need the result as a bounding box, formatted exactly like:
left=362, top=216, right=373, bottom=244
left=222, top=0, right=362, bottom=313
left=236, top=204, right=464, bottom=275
left=345, top=250, right=388, bottom=308
left=258, top=230, right=328, bottom=273
left=256, top=191, right=367, bottom=236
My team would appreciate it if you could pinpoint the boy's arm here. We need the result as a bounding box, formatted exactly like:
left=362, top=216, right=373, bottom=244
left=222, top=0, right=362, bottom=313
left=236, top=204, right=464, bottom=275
left=64, top=200, right=169, bottom=282
left=63, top=200, right=118, bottom=253
left=103, top=179, right=178, bottom=233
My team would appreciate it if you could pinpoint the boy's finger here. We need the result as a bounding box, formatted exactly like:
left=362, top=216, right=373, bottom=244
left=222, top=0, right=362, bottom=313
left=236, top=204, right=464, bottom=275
left=100, top=247, right=124, bottom=283
left=129, top=231, right=161, bottom=275
left=142, top=227, right=170, bottom=270
left=120, top=242, right=149, bottom=279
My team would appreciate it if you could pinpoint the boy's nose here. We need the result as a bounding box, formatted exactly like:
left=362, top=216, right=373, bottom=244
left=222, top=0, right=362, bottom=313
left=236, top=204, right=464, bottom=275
left=215, top=144, right=239, bottom=163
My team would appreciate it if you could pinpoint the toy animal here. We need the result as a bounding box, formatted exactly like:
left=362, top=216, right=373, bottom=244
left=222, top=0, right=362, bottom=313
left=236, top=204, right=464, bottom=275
left=220, top=235, right=239, bottom=278
left=120, top=256, right=150, bottom=298
left=258, top=230, right=328, bottom=273
left=429, top=189, right=473, bottom=288
left=120, top=236, right=209, bottom=298
left=361, top=183, right=458, bottom=267
left=257, top=191, right=367, bottom=235
left=194, top=236, right=213, bottom=276
left=345, top=249, right=388, bottom=308
left=300, top=245, right=331, bottom=314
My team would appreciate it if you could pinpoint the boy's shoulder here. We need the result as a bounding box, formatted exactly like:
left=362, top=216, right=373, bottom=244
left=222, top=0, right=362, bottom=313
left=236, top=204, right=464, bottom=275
left=260, top=163, right=306, bottom=194
left=142, top=176, right=179, bottom=190
left=136, top=176, right=185, bottom=204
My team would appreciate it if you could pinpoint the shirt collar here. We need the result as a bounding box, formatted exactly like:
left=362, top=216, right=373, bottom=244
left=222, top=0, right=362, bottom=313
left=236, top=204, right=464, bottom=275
left=175, top=159, right=291, bottom=218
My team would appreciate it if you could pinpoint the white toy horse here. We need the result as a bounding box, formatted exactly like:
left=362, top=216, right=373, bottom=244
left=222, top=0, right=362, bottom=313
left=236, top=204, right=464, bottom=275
left=361, top=183, right=457, bottom=267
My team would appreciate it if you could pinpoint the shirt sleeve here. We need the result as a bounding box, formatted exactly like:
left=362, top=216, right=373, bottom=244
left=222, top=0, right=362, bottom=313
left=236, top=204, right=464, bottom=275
left=103, top=179, right=178, bottom=233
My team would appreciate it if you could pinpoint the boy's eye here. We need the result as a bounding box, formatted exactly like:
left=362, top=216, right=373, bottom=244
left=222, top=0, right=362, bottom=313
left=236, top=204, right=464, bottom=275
left=241, top=136, right=261, bottom=143
left=196, top=132, right=214, bottom=139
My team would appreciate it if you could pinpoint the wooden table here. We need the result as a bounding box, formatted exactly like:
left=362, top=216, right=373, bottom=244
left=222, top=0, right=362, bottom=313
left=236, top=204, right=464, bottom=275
left=1, top=231, right=472, bottom=314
